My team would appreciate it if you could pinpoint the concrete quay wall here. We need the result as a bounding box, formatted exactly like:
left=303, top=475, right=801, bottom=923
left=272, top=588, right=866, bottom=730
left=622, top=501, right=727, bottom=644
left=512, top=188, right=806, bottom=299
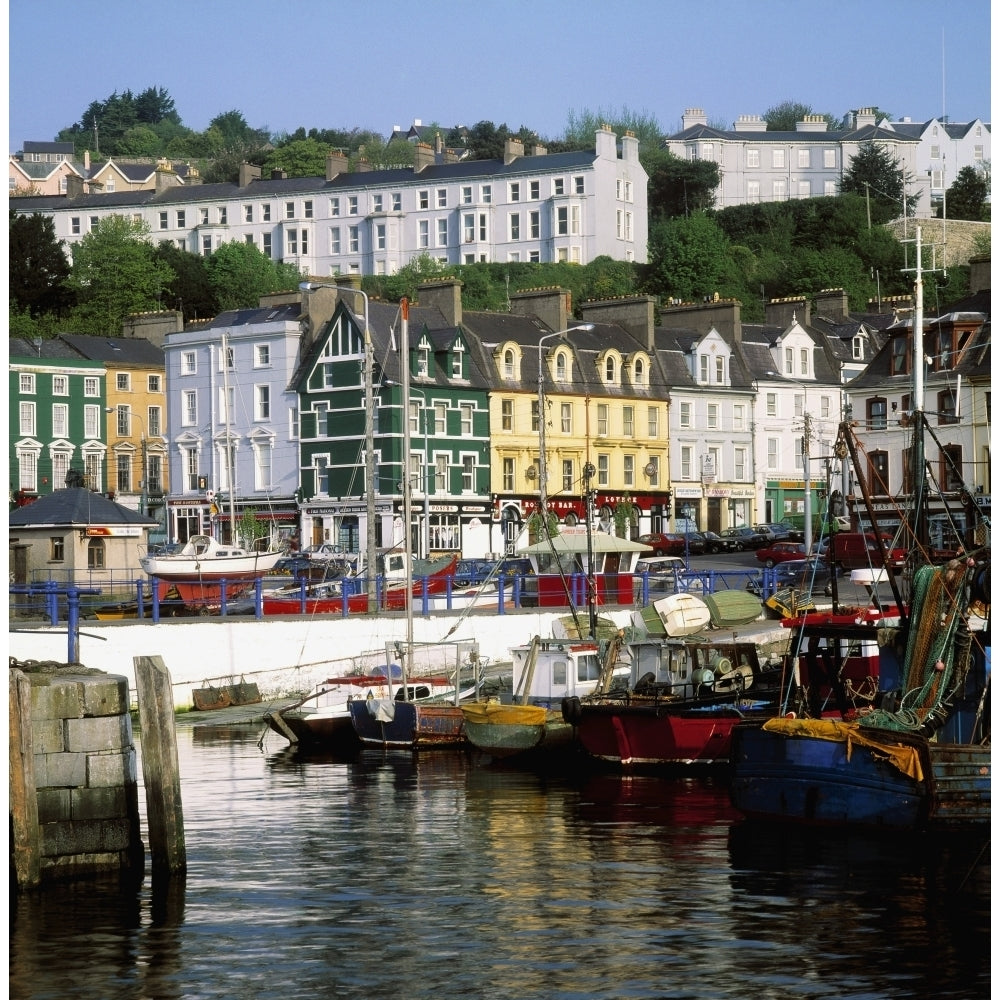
left=8, top=610, right=597, bottom=709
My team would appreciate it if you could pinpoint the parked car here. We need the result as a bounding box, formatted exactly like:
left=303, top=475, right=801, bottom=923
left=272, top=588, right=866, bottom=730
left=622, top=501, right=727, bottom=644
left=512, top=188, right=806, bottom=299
left=761, top=521, right=804, bottom=542
left=633, top=556, right=687, bottom=595
left=772, top=557, right=837, bottom=595
left=755, top=541, right=809, bottom=568
left=683, top=532, right=707, bottom=555
left=303, top=543, right=341, bottom=561
left=826, top=532, right=907, bottom=571
left=717, top=526, right=768, bottom=551
left=637, top=532, right=686, bottom=557
left=274, top=554, right=314, bottom=576
left=699, top=531, right=726, bottom=555
left=451, top=556, right=533, bottom=588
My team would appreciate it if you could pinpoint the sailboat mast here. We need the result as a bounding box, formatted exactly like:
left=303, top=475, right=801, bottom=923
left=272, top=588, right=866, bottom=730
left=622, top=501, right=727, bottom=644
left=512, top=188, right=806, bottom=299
left=222, top=331, right=236, bottom=541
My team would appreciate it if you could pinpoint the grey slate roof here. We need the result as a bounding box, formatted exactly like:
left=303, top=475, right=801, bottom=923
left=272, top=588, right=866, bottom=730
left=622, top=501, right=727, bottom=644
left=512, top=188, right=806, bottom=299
left=9, top=488, right=157, bottom=527
left=9, top=148, right=599, bottom=214
left=9, top=337, right=89, bottom=361
left=57, top=334, right=165, bottom=364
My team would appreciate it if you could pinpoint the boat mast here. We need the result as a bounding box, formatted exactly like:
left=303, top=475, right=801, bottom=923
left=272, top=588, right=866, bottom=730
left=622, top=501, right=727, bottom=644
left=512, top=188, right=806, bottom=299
left=401, top=298, right=414, bottom=688
left=910, top=227, right=927, bottom=552
left=222, top=331, right=237, bottom=543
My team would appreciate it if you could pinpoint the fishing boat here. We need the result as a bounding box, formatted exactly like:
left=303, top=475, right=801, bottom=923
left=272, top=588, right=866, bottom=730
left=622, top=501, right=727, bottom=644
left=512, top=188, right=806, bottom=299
left=461, top=628, right=628, bottom=760
left=346, top=640, right=483, bottom=750
left=566, top=627, right=784, bottom=769
left=263, top=661, right=463, bottom=752
left=729, top=233, right=990, bottom=830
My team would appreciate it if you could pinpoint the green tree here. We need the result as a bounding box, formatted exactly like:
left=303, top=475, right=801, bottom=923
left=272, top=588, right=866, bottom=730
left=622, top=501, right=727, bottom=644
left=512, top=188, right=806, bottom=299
left=9, top=210, right=74, bottom=317
left=644, top=146, right=718, bottom=220
left=262, top=137, right=333, bottom=177
left=152, top=242, right=218, bottom=320
left=116, top=125, right=162, bottom=157
left=763, top=101, right=837, bottom=131
left=205, top=241, right=300, bottom=311
left=644, top=213, right=741, bottom=302
left=563, top=106, right=664, bottom=151
left=67, top=216, right=175, bottom=335
left=945, top=165, right=990, bottom=221
left=840, top=141, right=919, bottom=219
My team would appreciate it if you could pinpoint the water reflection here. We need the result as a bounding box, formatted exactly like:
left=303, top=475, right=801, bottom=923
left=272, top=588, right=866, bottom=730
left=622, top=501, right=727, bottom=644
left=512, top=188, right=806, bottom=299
left=10, top=723, right=990, bottom=1000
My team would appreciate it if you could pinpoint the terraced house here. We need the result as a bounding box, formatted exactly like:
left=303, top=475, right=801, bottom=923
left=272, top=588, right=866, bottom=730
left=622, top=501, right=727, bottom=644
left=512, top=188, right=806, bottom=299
left=10, top=127, right=647, bottom=274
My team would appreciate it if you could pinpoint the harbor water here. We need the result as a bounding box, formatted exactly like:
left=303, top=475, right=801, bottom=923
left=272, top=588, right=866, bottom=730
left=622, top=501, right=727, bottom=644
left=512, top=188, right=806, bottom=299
left=10, top=716, right=990, bottom=1000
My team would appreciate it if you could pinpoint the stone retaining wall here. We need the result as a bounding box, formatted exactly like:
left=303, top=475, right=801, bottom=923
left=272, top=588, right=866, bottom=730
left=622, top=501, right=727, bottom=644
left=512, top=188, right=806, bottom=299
left=11, top=663, right=144, bottom=885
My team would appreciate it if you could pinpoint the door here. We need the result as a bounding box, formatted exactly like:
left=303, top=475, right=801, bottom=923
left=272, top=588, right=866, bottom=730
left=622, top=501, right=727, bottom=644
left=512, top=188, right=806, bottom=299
left=707, top=498, right=722, bottom=534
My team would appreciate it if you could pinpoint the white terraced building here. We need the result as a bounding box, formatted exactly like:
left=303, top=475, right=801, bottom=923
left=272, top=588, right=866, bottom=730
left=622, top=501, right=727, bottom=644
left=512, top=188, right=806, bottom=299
left=10, top=127, right=647, bottom=275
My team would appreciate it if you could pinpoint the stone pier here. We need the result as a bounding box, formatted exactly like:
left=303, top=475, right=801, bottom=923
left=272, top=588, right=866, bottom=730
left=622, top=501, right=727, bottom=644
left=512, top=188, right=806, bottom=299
left=10, top=660, right=144, bottom=888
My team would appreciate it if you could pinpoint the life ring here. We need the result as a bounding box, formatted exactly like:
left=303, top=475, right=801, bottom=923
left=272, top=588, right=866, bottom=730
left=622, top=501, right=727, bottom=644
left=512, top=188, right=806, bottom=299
left=561, top=696, right=582, bottom=725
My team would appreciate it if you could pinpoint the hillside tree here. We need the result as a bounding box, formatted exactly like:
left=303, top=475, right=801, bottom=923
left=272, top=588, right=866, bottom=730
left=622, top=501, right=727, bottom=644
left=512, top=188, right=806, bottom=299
left=67, top=216, right=175, bottom=335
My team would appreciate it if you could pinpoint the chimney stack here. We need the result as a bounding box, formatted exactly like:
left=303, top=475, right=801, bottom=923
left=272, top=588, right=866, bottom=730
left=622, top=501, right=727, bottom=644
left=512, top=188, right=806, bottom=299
left=418, top=278, right=463, bottom=327
left=325, top=151, right=348, bottom=180
left=414, top=142, right=434, bottom=172
left=509, top=287, right=570, bottom=334
left=503, top=138, right=524, bottom=165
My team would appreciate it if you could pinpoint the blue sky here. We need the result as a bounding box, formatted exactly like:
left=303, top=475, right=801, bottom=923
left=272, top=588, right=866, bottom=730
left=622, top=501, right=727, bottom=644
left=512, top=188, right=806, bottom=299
left=7, top=0, right=992, bottom=152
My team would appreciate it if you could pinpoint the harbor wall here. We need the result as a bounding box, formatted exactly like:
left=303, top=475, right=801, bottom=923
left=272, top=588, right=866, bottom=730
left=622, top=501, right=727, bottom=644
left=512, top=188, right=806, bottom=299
left=10, top=666, right=144, bottom=887
left=8, top=610, right=603, bottom=709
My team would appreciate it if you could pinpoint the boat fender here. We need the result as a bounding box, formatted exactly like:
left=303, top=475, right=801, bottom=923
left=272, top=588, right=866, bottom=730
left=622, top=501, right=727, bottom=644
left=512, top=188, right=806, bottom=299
left=561, top=696, right=583, bottom=725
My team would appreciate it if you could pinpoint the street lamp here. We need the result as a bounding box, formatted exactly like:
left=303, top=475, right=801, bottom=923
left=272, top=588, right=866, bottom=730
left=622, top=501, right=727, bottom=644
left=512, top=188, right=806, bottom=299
left=537, top=325, right=594, bottom=522
left=765, top=371, right=813, bottom=554
left=300, top=280, right=376, bottom=609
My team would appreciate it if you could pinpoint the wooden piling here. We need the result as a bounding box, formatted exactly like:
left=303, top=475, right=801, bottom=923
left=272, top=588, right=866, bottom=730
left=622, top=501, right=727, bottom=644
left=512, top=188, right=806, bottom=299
left=134, top=655, right=187, bottom=874
left=9, top=667, right=41, bottom=888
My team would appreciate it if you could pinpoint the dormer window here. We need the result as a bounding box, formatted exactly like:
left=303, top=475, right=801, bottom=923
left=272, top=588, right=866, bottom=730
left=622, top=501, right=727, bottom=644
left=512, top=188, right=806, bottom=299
left=891, top=334, right=909, bottom=376
left=633, top=357, right=645, bottom=386
left=555, top=351, right=568, bottom=382
left=853, top=335, right=865, bottom=360
left=715, top=356, right=724, bottom=383
left=451, top=342, right=464, bottom=378
left=417, top=345, right=429, bottom=377
left=605, top=356, right=616, bottom=382
left=699, top=355, right=709, bottom=382
left=503, top=349, right=515, bottom=379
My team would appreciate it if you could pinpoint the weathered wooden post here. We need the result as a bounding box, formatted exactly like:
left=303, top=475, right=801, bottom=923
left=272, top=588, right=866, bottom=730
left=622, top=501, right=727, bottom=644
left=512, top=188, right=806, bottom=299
left=9, top=667, right=41, bottom=888
left=134, top=655, right=186, bottom=874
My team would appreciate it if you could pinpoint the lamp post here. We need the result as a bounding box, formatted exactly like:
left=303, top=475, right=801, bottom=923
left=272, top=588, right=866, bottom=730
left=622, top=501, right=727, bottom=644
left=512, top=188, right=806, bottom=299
left=536, top=324, right=594, bottom=523
left=766, top=371, right=813, bottom=554
left=300, top=280, right=376, bottom=609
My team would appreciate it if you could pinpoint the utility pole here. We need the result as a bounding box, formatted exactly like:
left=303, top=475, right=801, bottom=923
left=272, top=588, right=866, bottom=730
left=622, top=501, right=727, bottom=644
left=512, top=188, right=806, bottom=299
left=803, top=411, right=812, bottom=555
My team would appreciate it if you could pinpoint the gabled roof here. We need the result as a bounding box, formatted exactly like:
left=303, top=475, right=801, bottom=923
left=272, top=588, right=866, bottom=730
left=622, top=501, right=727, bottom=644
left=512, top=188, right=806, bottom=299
left=9, top=487, right=157, bottom=527
left=57, top=334, right=164, bottom=365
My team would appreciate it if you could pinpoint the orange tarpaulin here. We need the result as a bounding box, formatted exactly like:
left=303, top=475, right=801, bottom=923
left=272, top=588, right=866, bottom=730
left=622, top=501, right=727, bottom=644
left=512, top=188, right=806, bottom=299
left=762, top=717, right=925, bottom=782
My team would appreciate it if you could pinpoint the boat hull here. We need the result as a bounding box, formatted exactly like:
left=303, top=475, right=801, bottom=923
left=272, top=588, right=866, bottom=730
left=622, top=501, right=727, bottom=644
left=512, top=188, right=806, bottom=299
left=729, top=721, right=931, bottom=829
left=574, top=701, right=758, bottom=767
left=462, top=703, right=575, bottom=758
left=264, top=710, right=360, bottom=752
left=349, top=699, right=467, bottom=749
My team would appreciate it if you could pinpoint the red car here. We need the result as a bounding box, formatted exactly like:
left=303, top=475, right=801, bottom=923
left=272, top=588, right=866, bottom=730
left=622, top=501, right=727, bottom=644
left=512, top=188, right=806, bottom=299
left=638, top=532, right=686, bottom=557
left=756, top=541, right=809, bottom=568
